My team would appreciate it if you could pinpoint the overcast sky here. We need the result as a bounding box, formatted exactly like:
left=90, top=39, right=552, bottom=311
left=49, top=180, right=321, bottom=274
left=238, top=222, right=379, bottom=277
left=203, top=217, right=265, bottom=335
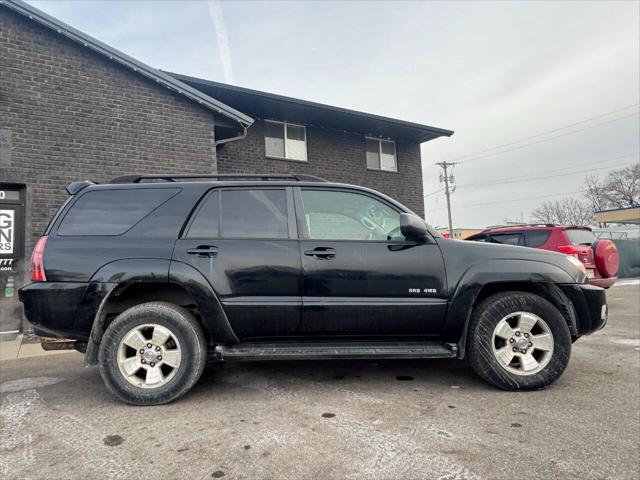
left=29, top=0, right=640, bottom=228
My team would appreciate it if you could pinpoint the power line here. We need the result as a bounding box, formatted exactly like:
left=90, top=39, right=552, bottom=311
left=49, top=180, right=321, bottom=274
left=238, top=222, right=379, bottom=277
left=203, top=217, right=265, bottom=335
left=457, top=112, right=639, bottom=164
left=424, top=187, right=444, bottom=198
left=431, top=189, right=584, bottom=211
left=457, top=151, right=638, bottom=187
left=426, top=191, right=441, bottom=222
left=457, top=159, right=638, bottom=189
left=448, top=103, right=640, bottom=162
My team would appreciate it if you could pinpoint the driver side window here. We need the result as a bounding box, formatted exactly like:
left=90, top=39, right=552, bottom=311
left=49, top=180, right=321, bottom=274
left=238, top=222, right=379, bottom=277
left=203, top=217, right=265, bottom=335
left=300, top=189, right=404, bottom=241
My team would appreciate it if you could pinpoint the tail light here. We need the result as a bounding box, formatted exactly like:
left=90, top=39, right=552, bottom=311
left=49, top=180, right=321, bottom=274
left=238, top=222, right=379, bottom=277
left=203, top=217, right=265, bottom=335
left=30, top=236, right=48, bottom=282
left=557, top=245, right=580, bottom=257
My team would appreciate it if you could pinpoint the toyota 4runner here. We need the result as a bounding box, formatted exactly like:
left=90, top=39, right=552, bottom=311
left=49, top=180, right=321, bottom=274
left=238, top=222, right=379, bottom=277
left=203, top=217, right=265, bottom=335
left=19, top=174, right=608, bottom=405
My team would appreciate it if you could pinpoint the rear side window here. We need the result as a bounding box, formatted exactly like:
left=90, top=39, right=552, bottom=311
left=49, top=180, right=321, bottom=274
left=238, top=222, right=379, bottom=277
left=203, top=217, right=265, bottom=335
left=58, top=188, right=179, bottom=236
left=221, top=189, right=288, bottom=239
left=524, top=230, right=551, bottom=247
left=468, top=235, right=486, bottom=242
left=565, top=228, right=595, bottom=246
left=489, top=232, right=523, bottom=246
left=186, top=190, right=219, bottom=238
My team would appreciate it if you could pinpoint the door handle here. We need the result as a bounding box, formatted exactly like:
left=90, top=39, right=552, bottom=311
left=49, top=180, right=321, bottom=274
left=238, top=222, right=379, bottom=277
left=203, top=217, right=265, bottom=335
left=186, top=246, right=218, bottom=257
left=304, top=247, right=336, bottom=259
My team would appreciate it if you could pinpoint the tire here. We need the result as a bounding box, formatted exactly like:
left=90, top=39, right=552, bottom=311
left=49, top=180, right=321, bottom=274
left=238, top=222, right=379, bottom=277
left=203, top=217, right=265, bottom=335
left=467, top=291, right=571, bottom=391
left=98, top=302, right=207, bottom=405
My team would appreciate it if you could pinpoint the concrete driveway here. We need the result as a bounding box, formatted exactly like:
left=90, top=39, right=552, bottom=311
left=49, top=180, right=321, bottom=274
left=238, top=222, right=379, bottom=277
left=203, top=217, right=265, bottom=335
left=1, top=283, right=639, bottom=480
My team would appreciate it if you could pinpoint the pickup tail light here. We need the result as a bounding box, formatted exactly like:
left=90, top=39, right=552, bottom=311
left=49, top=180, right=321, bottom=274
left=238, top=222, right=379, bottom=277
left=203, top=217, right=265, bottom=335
left=30, top=236, right=48, bottom=282
left=557, top=245, right=580, bottom=257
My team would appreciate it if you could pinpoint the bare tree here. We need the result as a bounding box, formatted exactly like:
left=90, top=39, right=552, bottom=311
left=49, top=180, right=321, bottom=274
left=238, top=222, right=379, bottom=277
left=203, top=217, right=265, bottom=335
left=583, top=174, right=610, bottom=212
left=602, top=163, right=639, bottom=208
left=531, top=198, right=594, bottom=226
left=530, top=164, right=638, bottom=227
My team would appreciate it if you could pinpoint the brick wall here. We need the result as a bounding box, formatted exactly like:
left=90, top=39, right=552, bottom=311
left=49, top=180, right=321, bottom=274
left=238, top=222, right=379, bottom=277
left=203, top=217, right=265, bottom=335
left=217, top=119, right=425, bottom=216
left=0, top=8, right=217, bottom=255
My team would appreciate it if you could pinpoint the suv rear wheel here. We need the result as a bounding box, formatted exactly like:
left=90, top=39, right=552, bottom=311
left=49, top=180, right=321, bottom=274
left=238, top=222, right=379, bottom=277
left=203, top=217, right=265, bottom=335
left=98, top=302, right=207, bottom=405
left=467, top=292, right=571, bottom=390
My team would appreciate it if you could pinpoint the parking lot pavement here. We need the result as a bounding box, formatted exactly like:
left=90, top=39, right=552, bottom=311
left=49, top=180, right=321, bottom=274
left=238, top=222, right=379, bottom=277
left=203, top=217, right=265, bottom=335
left=1, top=284, right=638, bottom=480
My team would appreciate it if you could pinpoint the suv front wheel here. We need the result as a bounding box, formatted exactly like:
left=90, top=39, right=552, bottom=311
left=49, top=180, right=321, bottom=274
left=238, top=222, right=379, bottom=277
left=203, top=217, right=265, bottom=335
left=98, top=302, right=207, bottom=405
left=467, top=292, right=571, bottom=390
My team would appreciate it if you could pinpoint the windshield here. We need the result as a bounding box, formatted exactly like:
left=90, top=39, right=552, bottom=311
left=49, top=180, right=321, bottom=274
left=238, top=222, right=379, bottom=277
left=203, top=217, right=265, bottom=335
left=565, top=228, right=595, bottom=246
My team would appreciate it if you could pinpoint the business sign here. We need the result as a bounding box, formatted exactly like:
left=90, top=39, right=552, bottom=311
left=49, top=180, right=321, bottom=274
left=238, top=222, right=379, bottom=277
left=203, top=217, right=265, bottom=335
left=0, top=210, right=14, bottom=254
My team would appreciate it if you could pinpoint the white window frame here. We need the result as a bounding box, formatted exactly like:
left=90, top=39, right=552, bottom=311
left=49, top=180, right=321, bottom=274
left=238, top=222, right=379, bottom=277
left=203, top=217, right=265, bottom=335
left=366, top=137, right=397, bottom=172
left=264, top=120, right=308, bottom=162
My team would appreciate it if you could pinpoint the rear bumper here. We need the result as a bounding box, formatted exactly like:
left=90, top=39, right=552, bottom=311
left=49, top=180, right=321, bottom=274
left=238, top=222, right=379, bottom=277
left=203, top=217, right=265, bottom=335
left=589, top=276, right=616, bottom=289
left=560, top=283, right=608, bottom=336
left=18, top=281, right=115, bottom=341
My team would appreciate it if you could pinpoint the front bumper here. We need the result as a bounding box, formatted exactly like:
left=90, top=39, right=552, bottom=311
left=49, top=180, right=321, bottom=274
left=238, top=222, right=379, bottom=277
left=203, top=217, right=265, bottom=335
left=560, top=283, right=608, bottom=336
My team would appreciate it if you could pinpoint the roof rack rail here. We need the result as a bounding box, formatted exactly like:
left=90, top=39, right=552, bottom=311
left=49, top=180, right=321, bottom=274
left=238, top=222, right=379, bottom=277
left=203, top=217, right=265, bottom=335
left=483, top=223, right=556, bottom=230
left=110, top=173, right=328, bottom=184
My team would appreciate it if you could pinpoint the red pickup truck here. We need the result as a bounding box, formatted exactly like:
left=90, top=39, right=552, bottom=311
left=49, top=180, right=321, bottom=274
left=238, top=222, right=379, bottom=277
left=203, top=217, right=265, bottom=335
left=466, top=224, right=619, bottom=288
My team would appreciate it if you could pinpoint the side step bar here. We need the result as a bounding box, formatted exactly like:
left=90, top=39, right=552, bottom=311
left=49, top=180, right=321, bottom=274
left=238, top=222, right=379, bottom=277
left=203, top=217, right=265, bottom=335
left=214, top=341, right=458, bottom=362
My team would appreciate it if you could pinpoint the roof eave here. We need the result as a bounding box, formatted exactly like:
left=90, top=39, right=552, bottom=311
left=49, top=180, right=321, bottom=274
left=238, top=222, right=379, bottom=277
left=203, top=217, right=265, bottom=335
left=2, top=0, right=253, bottom=128
left=168, top=72, right=453, bottom=143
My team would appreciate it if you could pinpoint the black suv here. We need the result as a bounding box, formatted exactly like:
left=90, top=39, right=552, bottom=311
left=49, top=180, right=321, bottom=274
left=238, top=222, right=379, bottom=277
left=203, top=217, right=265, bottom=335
left=19, top=174, right=607, bottom=405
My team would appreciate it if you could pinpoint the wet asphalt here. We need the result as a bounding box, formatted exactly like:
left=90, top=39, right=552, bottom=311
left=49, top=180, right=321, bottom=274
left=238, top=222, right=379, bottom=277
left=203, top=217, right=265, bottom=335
left=1, top=283, right=638, bottom=480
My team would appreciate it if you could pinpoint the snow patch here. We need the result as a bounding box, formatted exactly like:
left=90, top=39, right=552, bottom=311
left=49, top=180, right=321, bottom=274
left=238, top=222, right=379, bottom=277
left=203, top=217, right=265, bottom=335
left=0, top=377, right=62, bottom=394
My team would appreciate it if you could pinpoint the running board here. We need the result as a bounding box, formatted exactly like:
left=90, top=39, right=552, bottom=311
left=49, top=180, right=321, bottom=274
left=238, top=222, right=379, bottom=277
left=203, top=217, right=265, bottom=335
left=214, top=341, right=458, bottom=362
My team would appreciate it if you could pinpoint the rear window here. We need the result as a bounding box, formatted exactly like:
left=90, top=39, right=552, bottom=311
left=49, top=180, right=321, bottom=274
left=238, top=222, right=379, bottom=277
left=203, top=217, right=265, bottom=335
left=58, top=188, right=179, bottom=236
left=565, top=228, right=595, bottom=246
left=524, top=230, right=551, bottom=248
left=489, top=232, right=523, bottom=246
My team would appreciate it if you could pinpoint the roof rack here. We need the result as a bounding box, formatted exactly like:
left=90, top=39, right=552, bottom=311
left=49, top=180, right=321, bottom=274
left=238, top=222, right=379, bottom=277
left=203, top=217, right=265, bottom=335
left=109, top=173, right=328, bottom=184
left=483, top=223, right=556, bottom=231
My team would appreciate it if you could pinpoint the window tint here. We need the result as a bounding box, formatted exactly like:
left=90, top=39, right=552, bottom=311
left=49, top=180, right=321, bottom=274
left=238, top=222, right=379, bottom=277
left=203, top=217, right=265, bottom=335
left=221, top=189, right=288, bottom=239
left=58, top=188, right=179, bottom=236
left=565, top=228, right=595, bottom=246
left=524, top=230, right=551, bottom=248
left=469, top=235, right=487, bottom=242
left=186, top=190, right=219, bottom=238
left=301, top=190, right=403, bottom=241
left=489, top=232, right=523, bottom=246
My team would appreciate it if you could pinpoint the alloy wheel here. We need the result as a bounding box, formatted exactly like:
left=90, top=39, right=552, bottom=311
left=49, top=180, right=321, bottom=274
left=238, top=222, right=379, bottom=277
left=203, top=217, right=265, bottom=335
left=116, top=323, right=182, bottom=388
left=491, top=311, right=554, bottom=376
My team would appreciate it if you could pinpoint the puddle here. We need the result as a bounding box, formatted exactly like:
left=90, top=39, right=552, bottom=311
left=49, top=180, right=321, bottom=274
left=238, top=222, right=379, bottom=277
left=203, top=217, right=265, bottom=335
left=103, top=435, right=124, bottom=446
left=0, top=377, right=62, bottom=394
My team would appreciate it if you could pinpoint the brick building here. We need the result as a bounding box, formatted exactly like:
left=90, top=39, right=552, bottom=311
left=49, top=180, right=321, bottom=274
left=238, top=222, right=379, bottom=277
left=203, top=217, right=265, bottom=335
left=0, top=0, right=452, bottom=335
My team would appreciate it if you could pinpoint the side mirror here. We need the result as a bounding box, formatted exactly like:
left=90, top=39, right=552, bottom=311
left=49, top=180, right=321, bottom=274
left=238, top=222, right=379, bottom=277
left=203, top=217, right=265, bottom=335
left=400, top=213, right=428, bottom=241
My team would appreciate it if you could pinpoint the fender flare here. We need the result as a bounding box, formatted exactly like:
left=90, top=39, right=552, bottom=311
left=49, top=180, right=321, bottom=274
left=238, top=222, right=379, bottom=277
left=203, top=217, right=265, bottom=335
left=83, top=259, right=239, bottom=366
left=443, top=259, right=579, bottom=358
left=84, top=258, right=173, bottom=366
left=168, top=260, right=238, bottom=346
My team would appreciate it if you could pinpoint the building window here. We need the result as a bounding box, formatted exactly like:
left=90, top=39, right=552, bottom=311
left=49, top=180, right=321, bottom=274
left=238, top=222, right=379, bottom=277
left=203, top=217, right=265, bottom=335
left=366, top=137, right=397, bottom=172
left=264, top=120, right=307, bottom=162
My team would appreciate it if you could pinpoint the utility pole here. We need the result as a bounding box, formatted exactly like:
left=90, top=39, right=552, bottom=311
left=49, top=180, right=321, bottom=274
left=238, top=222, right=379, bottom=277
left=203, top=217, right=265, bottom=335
left=436, top=161, right=457, bottom=238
